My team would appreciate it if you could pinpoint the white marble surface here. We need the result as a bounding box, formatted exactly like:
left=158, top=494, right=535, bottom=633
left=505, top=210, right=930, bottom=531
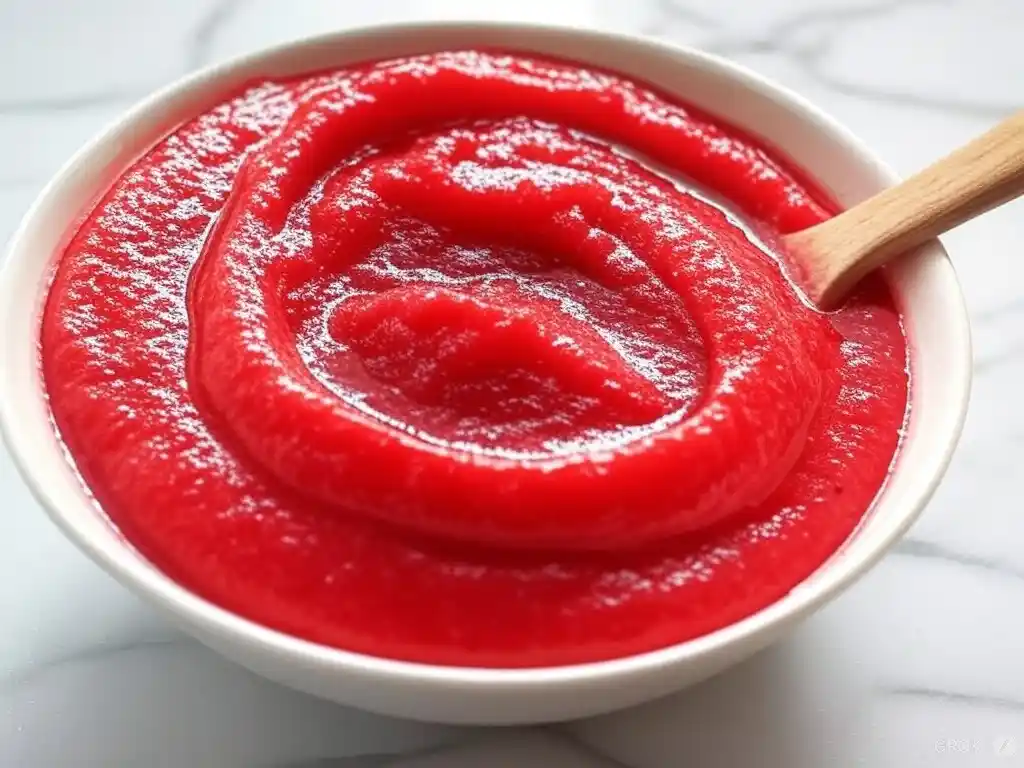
left=2, top=1, right=1023, bottom=766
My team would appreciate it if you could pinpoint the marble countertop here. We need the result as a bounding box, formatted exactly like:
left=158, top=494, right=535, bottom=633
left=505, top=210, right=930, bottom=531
left=2, top=1, right=1023, bottom=766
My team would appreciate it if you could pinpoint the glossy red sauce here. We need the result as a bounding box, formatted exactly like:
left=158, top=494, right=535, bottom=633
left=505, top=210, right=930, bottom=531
left=42, top=51, right=908, bottom=667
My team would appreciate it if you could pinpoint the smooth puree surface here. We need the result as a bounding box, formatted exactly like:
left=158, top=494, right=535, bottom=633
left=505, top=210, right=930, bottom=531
left=41, top=51, right=908, bottom=667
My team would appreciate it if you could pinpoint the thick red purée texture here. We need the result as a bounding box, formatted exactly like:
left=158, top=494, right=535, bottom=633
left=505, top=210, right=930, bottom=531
left=42, top=52, right=907, bottom=667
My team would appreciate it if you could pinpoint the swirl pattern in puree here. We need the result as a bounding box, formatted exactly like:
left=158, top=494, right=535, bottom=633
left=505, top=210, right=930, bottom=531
left=42, top=51, right=907, bottom=667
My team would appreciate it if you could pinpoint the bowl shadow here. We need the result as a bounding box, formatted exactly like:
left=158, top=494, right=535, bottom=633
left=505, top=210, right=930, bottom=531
left=564, top=617, right=865, bottom=767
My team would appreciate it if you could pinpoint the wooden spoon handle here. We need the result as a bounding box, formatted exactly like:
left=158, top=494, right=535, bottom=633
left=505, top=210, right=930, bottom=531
left=786, top=110, right=1024, bottom=307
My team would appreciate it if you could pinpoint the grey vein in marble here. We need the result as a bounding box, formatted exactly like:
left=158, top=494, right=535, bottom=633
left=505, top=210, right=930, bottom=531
left=643, top=0, right=719, bottom=35
left=880, top=686, right=1024, bottom=712
left=656, top=0, right=1015, bottom=118
left=548, top=732, right=634, bottom=768
left=894, top=538, right=1024, bottom=582
left=975, top=342, right=1024, bottom=374
left=0, top=637, right=181, bottom=688
left=188, top=0, right=244, bottom=70
left=0, top=89, right=140, bottom=114
left=973, top=296, right=1024, bottom=326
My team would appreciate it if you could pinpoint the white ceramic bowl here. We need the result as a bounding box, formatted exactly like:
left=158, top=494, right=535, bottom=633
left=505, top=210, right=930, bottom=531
left=0, top=22, right=971, bottom=725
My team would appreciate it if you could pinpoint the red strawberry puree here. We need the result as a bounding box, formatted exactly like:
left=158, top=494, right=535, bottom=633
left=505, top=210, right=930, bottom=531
left=42, top=51, right=907, bottom=667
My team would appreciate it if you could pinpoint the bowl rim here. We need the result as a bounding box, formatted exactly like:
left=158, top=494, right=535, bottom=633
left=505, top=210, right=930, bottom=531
left=0, top=20, right=971, bottom=688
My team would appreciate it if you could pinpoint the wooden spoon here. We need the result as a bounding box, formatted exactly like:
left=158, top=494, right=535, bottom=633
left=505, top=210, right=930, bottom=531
left=784, top=111, right=1024, bottom=308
